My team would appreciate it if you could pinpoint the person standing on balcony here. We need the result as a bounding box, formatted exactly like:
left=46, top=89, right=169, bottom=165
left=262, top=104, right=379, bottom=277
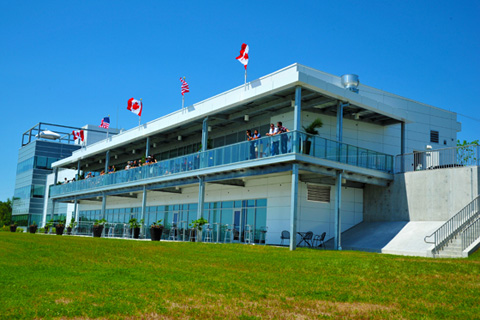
left=252, top=129, right=261, bottom=158
left=246, top=130, right=255, bottom=159
left=266, top=123, right=279, bottom=155
left=275, top=122, right=290, bottom=154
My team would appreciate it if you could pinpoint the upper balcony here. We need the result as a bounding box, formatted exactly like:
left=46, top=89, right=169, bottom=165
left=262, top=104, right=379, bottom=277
left=50, top=131, right=394, bottom=200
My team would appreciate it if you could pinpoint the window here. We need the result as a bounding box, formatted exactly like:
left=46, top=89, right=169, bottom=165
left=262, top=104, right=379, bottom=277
left=307, top=184, right=330, bottom=203
left=430, top=130, right=439, bottom=143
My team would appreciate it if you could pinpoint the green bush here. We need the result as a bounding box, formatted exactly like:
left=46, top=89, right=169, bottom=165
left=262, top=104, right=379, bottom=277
left=0, top=225, right=9, bottom=232
left=16, top=228, right=24, bottom=233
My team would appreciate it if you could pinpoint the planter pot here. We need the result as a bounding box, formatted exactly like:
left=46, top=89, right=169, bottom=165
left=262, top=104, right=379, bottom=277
left=133, top=227, right=141, bottom=239
left=93, top=225, right=104, bottom=237
left=29, top=226, right=38, bottom=234
left=10, top=226, right=17, bottom=232
left=150, top=226, right=164, bottom=241
left=303, top=140, right=312, bottom=155
left=55, top=226, right=65, bottom=235
left=67, top=227, right=72, bottom=235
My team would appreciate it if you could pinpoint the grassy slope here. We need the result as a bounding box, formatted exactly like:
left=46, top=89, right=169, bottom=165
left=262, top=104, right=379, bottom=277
left=0, top=233, right=479, bottom=319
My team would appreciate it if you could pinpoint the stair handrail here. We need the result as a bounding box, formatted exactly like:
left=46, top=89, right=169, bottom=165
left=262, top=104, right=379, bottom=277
left=461, top=215, right=480, bottom=251
left=424, top=195, right=480, bottom=254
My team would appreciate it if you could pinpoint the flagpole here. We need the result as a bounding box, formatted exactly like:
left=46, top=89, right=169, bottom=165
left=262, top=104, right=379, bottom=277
left=244, top=68, right=247, bottom=85
left=139, top=99, right=142, bottom=127
left=106, top=114, right=110, bottom=140
left=182, top=95, right=185, bottom=110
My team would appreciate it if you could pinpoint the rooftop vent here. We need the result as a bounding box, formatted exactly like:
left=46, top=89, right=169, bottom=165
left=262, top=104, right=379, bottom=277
left=341, top=74, right=360, bottom=93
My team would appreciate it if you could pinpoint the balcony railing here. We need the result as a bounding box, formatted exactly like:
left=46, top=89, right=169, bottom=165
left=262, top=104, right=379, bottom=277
left=395, top=145, right=480, bottom=173
left=50, top=131, right=393, bottom=197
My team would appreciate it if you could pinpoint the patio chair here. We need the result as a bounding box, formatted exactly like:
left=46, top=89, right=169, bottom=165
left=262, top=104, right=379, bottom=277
left=313, top=232, right=326, bottom=249
left=280, top=230, right=290, bottom=246
left=302, top=231, right=314, bottom=247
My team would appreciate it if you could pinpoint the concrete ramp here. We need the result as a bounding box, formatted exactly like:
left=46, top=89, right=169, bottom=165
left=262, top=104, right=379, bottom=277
left=330, top=221, right=445, bottom=257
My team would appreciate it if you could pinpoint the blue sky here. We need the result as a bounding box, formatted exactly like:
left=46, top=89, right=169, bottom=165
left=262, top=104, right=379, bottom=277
left=1, top=1, right=479, bottom=201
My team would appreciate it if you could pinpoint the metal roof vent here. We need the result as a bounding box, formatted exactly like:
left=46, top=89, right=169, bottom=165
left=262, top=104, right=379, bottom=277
left=341, top=74, right=360, bottom=93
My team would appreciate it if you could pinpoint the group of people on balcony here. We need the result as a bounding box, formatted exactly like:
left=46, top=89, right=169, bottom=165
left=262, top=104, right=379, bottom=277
left=59, top=123, right=292, bottom=185
left=246, top=122, right=290, bottom=158
left=124, top=155, right=158, bottom=170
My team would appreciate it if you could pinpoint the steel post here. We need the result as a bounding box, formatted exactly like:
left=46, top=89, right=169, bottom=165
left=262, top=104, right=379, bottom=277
left=289, top=163, right=299, bottom=251
left=334, top=170, right=343, bottom=250
left=141, top=186, right=147, bottom=238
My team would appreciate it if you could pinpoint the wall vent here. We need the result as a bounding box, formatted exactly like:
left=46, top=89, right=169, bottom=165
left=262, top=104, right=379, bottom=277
left=307, top=184, right=330, bottom=203
left=430, top=130, right=439, bottom=143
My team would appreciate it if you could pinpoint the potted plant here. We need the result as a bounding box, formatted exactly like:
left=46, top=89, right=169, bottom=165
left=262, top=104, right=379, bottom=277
left=190, top=218, right=208, bottom=242
left=93, top=218, right=107, bottom=237
left=66, top=217, right=76, bottom=235
left=10, top=222, right=17, bottom=232
left=302, top=118, right=323, bottom=155
left=129, top=218, right=144, bottom=239
left=29, top=221, right=38, bottom=234
left=55, top=217, right=66, bottom=235
left=150, top=220, right=164, bottom=241
left=44, top=220, right=53, bottom=234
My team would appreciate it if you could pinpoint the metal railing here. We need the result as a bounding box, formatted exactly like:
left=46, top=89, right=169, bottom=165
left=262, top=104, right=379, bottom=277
left=425, top=195, right=480, bottom=254
left=462, top=216, right=480, bottom=251
left=51, top=131, right=394, bottom=197
left=396, top=144, right=480, bottom=173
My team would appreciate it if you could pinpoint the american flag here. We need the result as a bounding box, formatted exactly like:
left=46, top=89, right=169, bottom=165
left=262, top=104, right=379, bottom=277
left=180, top=77, right=189, bottom=96
left=99, top=116, right=110, bottom=129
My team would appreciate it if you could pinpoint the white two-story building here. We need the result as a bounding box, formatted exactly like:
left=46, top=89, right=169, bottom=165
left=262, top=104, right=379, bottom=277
left=48, top=63, right=471, bottom=255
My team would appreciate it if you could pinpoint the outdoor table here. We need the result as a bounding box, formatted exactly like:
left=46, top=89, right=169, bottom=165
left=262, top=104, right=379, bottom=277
left=297, top=232, right=312, bottom=247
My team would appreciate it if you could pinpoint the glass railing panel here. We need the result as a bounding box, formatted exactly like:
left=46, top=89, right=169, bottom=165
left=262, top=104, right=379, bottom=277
left=50, top=130, right=394, bottom=196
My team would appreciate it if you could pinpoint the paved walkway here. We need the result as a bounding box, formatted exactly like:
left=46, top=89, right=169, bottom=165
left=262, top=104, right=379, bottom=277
left=328, top=221, right=445, bottom=257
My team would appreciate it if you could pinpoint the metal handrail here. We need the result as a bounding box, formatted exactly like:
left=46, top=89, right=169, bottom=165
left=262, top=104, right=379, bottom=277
left=462, top=216, right=480, bottom=251
left=425, top=195, right=480, bottom=254
left=396, top=144, right=479, bottom=173
left=50, top=130, right=394, bottom=197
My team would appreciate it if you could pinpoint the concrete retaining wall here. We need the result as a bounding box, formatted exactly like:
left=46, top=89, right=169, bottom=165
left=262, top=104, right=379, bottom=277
left=364, top=166, right=479, bottom=221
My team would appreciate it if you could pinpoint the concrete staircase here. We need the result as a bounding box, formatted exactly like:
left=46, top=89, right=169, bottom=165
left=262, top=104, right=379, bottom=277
left=435, top=236, right=464, bottom=258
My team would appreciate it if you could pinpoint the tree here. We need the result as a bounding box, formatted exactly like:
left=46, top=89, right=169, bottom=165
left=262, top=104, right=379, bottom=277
left=0, top=198, right=13, bottom=226
left=456, top=140, right=479, bottom=165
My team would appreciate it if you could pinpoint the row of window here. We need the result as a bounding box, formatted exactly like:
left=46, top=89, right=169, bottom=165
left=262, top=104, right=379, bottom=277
left=79, top=199, right=267, bottom=242
left=16, top=156, right=61, bottom=174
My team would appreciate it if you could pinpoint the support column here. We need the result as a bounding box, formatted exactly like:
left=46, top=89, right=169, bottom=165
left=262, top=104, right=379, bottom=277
left=197, top=176, right=205, bottom=242
left=337, top=102, right=347, bottom=142
left=51, top=168, right=58, bottom=221
left=77, top=159, right=81, bottom=180
left=50, top=199, right=56, bottom=221
left=145, top=136, right=150, bottom=157
left=73, top=198, right=78, bottom=222
left=141, top=186, right=147, bottom=238
left=101, top=193, right=106, bottom=219
left=294, top=86, right=302, bottom=153
left=289, top=164, right=299, bottom=251
left=401, top=122, right=406, bottom=172
left=53, top=167, right=59, bottom=185
left=105, top=150, right=110, bottom=173
left=334, top=170, right=343, bottom=250
left=202, top=117, right=209, bottom=152
left=197, top=176, right=205, bottom=220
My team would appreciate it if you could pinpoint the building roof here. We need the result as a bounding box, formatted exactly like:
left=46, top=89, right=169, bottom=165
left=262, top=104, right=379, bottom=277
left=52, top=63, right=456, bottom=169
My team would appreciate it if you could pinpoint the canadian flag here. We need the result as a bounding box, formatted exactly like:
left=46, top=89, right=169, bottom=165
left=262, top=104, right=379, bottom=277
left=127, top=98, right=143, bottom=116
left=236, top=43, right=249, bottom=69
left=72, top=130, right=84, bottom=142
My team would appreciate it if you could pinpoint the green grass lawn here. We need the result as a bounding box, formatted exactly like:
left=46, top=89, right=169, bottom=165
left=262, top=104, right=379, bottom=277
left=0, top=233, right=479, bottom=319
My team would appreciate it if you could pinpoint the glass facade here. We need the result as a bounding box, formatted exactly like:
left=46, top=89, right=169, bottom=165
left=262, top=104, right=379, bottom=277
left=12, top=140, right=80, bottom=226
left=78, top=198, right=267, bottom=243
